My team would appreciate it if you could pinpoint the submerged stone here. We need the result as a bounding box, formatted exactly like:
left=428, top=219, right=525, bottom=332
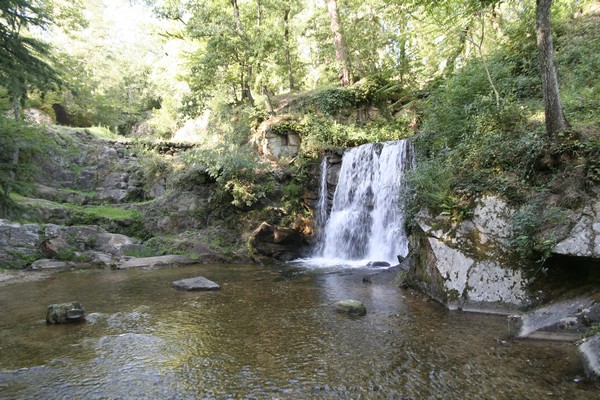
left=46, top=301, right=86, bottom=324
left=172, top=276, right=220, bottom=291
left=334, top=299, right=367, bottom=316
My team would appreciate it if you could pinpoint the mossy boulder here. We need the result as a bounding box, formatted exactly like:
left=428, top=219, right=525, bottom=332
left=46, top=301, right=85, bottom=324
left=334, top=299, right=367, bottom=316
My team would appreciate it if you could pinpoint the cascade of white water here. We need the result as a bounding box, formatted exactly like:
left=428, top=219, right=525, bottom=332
left=316, top=140, right=414, bottom=264
left=316, top=157, right=329, bottom=231
left=313, top=157, right=330, bottom=255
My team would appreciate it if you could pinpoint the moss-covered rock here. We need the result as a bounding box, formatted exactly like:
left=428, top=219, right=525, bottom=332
left=46, top=301, right=85, bottom=324
left=334, top=299, right=367, bottom=316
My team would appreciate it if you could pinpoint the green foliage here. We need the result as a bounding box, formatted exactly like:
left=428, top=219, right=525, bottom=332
left=402, top=158, right=456, bottom=220
left=510, top=202, right=567, bottom=269
left=66, top=205, right=151, bottom=240
left=4, top=250, right=41, bottom=270
left=556, top=11, right=600, bottom=127
left=312, top=87, right=356, bottom=115
left=76, top=206, right=138, bottom=221
left=122, top=245, right=162, bottom=258
left=298, top=115, right=412, bottom=158
left=288, top=75, right=395, bottom=117
left=0, top=1, right=60, bottom=107
left=177, top=102, right=274, bottom=209
left=410, top=3, right=600, bottom=218
left=0, top=117, right=51, bottom=216
left=54, top=248, right=89, bottom=262
left=137, top=148, right=175, bottom=194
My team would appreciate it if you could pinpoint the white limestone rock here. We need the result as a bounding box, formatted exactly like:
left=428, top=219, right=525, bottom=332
left=428, top=237, right=473, bottom=297
left=414, top=196, right=531, bottom=312
left=466, top=261, right=528, bottom=306
left=553, top=202, right=600, bottom=257
left=472, top=196, right=514, bottom=245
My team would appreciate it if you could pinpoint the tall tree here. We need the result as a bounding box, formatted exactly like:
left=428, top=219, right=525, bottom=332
left=0, top=0, right=60, bottom=120
left=0, top=1, right=57, bottom=216
left=536, top=0, right=567, bottom=136
left=326, top=0, right=351, bottom=86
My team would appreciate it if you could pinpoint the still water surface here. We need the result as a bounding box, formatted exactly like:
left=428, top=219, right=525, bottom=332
left=0, top=263, right=598, bottom=399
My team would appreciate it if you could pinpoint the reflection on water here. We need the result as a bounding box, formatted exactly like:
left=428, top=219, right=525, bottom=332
left=0, top=264, right=598, bottom=399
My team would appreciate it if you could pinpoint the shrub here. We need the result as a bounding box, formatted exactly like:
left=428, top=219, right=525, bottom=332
left=402, top=158, right=454, bottom=219
left=0, top=117, right=51, bottom=217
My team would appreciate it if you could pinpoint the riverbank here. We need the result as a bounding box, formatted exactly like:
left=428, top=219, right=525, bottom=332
left=0, top=269, right=50, bottom=286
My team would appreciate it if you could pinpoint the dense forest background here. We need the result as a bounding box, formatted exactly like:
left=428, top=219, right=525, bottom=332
left=1, top=0, right=599, bottom=264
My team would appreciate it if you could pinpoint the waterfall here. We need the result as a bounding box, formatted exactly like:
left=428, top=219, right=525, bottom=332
left=313, top=157, right=329, bottom=255
left=314, top=140, right=414, bottom=265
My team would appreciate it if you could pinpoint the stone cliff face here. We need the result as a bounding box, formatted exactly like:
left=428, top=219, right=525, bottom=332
left=409, top=194, right=600, bottom=311
left=30, top=129, right=176, bottom=206
left=553, top=202, right=600, bottom=259
left=409, top=196, right=530, bottom=314
left=0, top=127, right=248, bottom=268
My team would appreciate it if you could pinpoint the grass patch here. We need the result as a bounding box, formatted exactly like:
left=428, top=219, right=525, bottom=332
left=79, top=206, right=136, bottom=220
left=122, top=246, right=162, bottom=258
left=86, top=126, right=126, bottom=141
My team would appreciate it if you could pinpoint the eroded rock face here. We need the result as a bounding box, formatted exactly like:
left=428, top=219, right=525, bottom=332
left=139, top=189, right=215, bottom=234
left=509, top=296, right=597, bottom=340
left=410, top=196, right=530, bottom=313
left=0, top=220, right=139, bottom=268
left=0, top=220, right=41, bottom=267
left=30, top=130, right=158, bottom=205
left=249, top=222, right=306, bottom=262
left=253, top=117, right=301, bottom=162
left=24, top=108, right=53, bottom=125
left=553, top=202, right=600, bottom=258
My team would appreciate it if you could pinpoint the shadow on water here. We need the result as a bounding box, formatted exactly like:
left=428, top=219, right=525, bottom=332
left=0, top=263, right=598, bottom=399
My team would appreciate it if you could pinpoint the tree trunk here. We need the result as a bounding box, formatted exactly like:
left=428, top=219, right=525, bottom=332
left=257, top=0, right=262, bottom=28
left=445, top=26, right=469, bottom=77
left=284, top=8, right=295, bottom=90
left=230, top=0, right=254, bottom=105
left=536, top=0, right=568, bottom=137
left=244, top=64, right=254, bottom=105
left=326, top=0, right=350, bottom=86
left=231, top=0, right=242, bottom=31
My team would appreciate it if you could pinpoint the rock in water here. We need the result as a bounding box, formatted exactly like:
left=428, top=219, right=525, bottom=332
left=46, top=301, right=86, bottom=324
left=334, top=299, right=367, bottom=316
left=172, top=276, right=220, bottom=291
left=366, top=261, right=391, bottom=267
left=579, top=335, right=600, bottom=379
